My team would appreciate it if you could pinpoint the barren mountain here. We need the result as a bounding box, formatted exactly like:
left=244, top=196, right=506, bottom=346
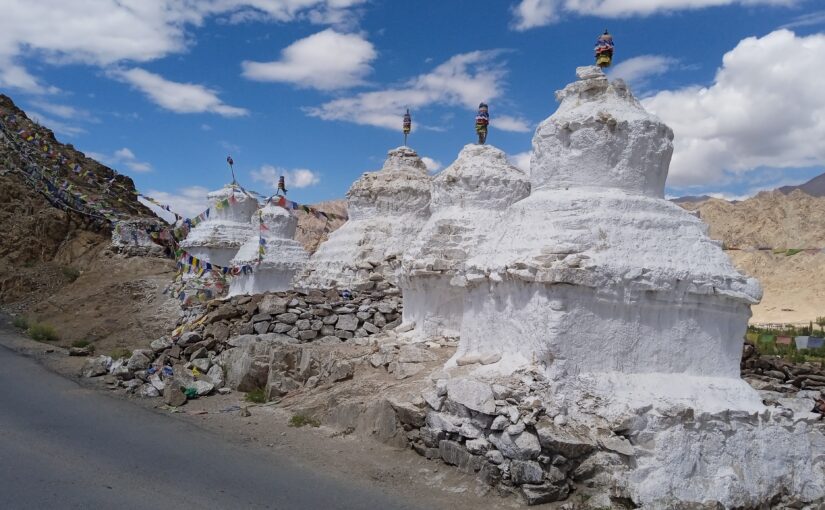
left=779, top=171, right=825, bottom=197
left=680, top=189, right=825, bottom=324
left=0, top=95, right=178, bottom=353
left=295, top=199, right=348, bottom=253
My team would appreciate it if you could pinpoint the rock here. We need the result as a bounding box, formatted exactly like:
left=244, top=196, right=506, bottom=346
left=395, top=362, right=424, bottom=380
left=322, top=314, right=339, bottom=325
left=479, top=462, right=502, bottom=486
left=486, top=449, right=505, bottom=465
left=257, top=295, right=289, bottom=315
left=68, top=346, right=92, bottom=357
left=81, top=356, right=112, bottom=377
left=329, top=360, right=354, bottom=382
left=488, top=430, right=541, bottom=460
left=446, top=378, right=495, bottom=414
left=206, top=364, right=225, bottom=388
left=177, top=331, right=202, bottom=347
left=276, top=312, right=298, bottom=325
left=507, top=422, right=526, bottom=435
left=362, top=321, right=380, bottom=334
left=521, top=481, right=569, bottom=505
left=188, top=347, right=207, bottom=361
left=148, top=373, right=165, bottom=391
left=336, top=314, right=358, bottom=331
left=390, top=400, right=426, bottom=428
left=298, top=330, right=318, bottom=341
left=491, top=415, right=509, bottom=431
left=439, top=440, right=481, bottom=474
left=253, top=321, right=270, bottom=335
left=191, top=358, right=211, bottom=372
left=426, top=411, right=462, bottom=434
left=535, top=420, right=597, bottom=458
left=191, top=380, right=214, bottom=396
left=138, top=383, right=160, bottom=398
left=395, top=321, right=415, bottom=333
left=479, top=352, right=502, bottom=365
left=466, top=437, right=490, bottom=454
left=251, top=313, right=272, bottom=323
left=272, top=323, right=292, bottom=334
left=218, top=387, right=231, bottom=395
left=511, top=460, right=544, bottom=484
left=163, top=384, right=187, bottom=406
left=492, top=384, right=513, bottom=400
left=150, top=337, right=172, bottom=352
left=460, top=421, right=484, bottom=439
left=335, top=330, right=354, bottom=340
left=398, top=345, right=438, bottom=363
left=456, top=354, right=481, bottom=366
left=422, top=389, right=445, bottom=411
left=295, top=319, right=311, bottom=331
left=598, top=435, right=635, bottom=457
left=126, top=351, right=152, bottom=371
left=370, top=351, right=394, bottom=368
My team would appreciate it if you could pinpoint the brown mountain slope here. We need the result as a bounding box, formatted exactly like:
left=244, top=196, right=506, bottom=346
left=680, top=190, right=825, bottom=324
left=295, top=199, right=348, bottom=253
left=0, top=94, right=178, bottom=353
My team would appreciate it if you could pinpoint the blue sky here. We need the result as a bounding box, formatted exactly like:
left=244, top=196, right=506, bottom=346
left=1, top=0, right=824, bottom=216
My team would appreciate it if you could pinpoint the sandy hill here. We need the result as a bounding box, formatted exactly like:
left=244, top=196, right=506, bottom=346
left=679, top=189, right=825, bottom=325
left=0, top=94, right=178, bottom=354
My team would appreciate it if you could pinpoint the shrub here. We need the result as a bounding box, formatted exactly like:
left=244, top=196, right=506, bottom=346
left=11, top=316, right=28, bottom=330
left=289, top=414, right=320, bottom=428
left=27, top=323, right=59, bottom=342
left=244, top=388, right=267, bottom=404
left=62, top=267, right=81, bottom=282
left=71, top=340, right=93, bottom=351
left=110, top=348, right=132, bottom=360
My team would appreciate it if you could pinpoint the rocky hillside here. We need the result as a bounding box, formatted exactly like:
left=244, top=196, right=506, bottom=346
left=295, top=199, right=347, bottom=253
left=779, top=171, right=825, bottom=197
left=0, top=94, right=178, bottom=353
left=679, top=190, right=825, bottom=324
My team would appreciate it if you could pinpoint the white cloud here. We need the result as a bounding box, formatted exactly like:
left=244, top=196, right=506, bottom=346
left=508, top=151, right=531, bottom=172
left=608, top=55, right=677, bottom=87
left=87, top=147, right=152, bottom=173
left=509, top=0, right=799, bottom=29
left=307, top=50, right=508, bottom=130
left=0, top=0, right=366, bottom=93
left=242, top=29, right=376, bottom=91
left=511, top=0, right=561, bottom=31
left=781, top=10, right=825, bottom=29
left=251, top=164, right=321, bottom=192
left=112, top=68, right=248, bottom=117
left=643, top=30, right=825, bottom=188
left=421, top=157, right=443, bottom=173
left=494, top=115, right=532, bottom=133
left=30, top=101, right=98, bottom=122
left=140, top=186, right=210, bottom=222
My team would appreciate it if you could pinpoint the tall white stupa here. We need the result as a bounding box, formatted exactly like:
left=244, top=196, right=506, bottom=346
left=298, top=146, right=432, bottom=289
left=455, top=66, right=762, bottom=412
left=178, top=184, right=259, bottom=267
left=401, top=144, right=530, bottom=339
left=228, top=201, right=308, bottom=296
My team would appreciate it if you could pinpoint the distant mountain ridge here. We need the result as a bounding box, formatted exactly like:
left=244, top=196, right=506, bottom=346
left=778, top=172, right=825, bottom=197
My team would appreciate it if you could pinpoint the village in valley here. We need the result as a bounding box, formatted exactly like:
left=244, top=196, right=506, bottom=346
left=1, top=2, right=825, bottom=509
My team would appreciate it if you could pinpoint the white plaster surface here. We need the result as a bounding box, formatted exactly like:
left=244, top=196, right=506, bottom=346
left=179, top=184, right=258, bottom=267
left=299, top=146, right=431, bottom=289
left=228, top=202, right=308, bottom=296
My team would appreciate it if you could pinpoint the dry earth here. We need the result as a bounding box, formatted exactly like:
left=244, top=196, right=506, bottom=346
left=679, top=189, right=825, bottom=324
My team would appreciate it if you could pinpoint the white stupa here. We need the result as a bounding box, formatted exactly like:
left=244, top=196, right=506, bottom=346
left=455, top=66, right=763, bottom=413
left=227, top=201, right=308, bottom=296
left=401, top=144, right=530, bottom=339
left=178, top=184, right=258, bottom=267
left=299, top=146, right=431, bottom=289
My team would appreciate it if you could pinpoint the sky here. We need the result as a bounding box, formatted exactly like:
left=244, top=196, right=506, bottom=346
left=1, top=0, right=824, bottom=216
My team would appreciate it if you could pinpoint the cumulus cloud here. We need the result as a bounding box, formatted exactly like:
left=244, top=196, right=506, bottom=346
left=0, top=0, right=366, bottom=94
left=139, top=186, right=210, bottom=222
left=421, top=157, right=443, bottom=173
left=643, top=30, right=825, bottom=188
left=86, top=147, right=153, bottom=173
left=508, top=151, right=531, bottom=173
left=112, top=68, right=248, bottom=117
left=251, top=165, right=321, bottom=191
left=242, top=29, right=376, bottom=90
left=307, top=50, right=508, bottom=130
left=510, top=0, right=799, bottom=29
left=494, top=115, right=532, bottom=133
left=608, top=55, right=677, bottom=88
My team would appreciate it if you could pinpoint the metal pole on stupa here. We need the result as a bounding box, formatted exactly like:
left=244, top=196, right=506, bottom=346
left=403, top=109, right=412, bottom=147
left=226, top=155, right=237, bottom=184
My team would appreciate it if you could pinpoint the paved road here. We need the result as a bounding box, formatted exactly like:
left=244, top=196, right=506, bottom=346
left=0, top=341, right=421, bottom=510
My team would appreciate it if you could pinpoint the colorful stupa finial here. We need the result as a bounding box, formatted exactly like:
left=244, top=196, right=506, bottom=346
left=595, top=29, right=614, bottom=68
left=475, top=102, right=489, bottom=145
left=403, top=109, right=412, bottom=146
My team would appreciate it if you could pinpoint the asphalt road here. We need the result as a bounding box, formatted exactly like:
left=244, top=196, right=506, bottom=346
left=0, top=341, right=422, bottom=510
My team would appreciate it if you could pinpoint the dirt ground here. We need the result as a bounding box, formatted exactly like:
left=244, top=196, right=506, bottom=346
left=0, top=316, right=525, bottom=510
